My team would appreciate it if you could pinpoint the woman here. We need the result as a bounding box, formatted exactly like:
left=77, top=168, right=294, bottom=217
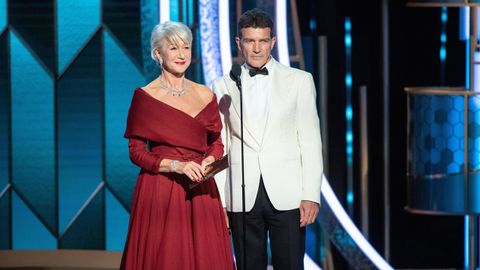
left=120, top=21, right=234, bottom=270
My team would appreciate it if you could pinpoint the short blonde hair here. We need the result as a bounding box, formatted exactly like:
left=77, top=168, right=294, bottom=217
left=150, top=21, right=193, bottom=65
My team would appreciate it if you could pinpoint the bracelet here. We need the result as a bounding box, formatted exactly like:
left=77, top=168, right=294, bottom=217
left=171, top=160, right=178, bottom=172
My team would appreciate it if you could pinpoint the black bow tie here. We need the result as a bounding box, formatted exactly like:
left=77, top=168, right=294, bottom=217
left=249, top=67, right=269, bottom=77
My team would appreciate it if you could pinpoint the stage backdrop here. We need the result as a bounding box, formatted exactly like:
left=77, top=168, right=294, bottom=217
left=0, top=2, right=328, bottom=266
left=0, top=0, right=165, bottom=250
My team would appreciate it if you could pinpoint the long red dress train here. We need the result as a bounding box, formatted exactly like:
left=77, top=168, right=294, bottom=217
left=120, top=88, right=234, bottom=270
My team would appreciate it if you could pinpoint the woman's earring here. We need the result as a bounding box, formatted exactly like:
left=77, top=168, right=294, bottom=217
left=155, top=52, right=163, bottom=66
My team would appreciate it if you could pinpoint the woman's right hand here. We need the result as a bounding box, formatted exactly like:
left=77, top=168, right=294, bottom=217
left=174, top=161, right=204, bottom=182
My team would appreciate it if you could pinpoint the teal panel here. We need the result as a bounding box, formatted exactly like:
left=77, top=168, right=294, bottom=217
left=469, top=96, right=480, bottom=171
left=0, top=0, right=5, bottom=32
left=59, top=187, right=104, bottom=249
left=0, top=190, right=10, bottom=248
left=10, top=31, right=55, bottom=233
left=12, top=192, right=56, bottom=249
left=9, top=0, right=55, bottom=72
left=182, top=0, right=187, bottom=24
left=106, top=189, right=129, bottom=251
left=0, top=31, right=8, bottom=247
left=141, top=0, right=159, bottom=81
left=104, top=30, right=143, bottom=208
left=103, top=0, right=143, bottom=70
left=58, top=32, right=103, bottom=233
left=57, top=0, right=101, bottom=74
left=188, top=0, right=193, bottom=24
left=170, top=0, right=179, bottom=21
left=0, top=32, right=9, bottom=192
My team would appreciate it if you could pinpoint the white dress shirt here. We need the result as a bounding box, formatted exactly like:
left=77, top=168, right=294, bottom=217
left=241, top=58, right=274, bottom=143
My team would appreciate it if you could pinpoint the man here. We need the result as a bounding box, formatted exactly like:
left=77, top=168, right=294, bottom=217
left=212, top=8, right=323, bottom=270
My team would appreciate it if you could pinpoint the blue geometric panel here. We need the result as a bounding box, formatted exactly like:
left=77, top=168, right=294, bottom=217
left=0, top=31, right=9, bottom=192
left=59, top=187, right=104, bottom=249
left=103, top=0, right=143, bottom=71
left=106, top=189, right=129, bottom=251
left=104, top=30, right=143, bottom=209
left=57, top=31, right=103, bottom=233
left=0, top=28, right=8, bottom=249
left=469, top=96, right=480, bottom=171
left=140, top=0, right=159, bottom=81
left=12, top=191, right=56, bottom=250
left=0, top=190, right=11, bottom=249
left=10, top=30, right=55, bottom=233
left=9, top=0, right=55, bottom=73
left=0, top=0, right=6, bottom=32
left=57, top=0, right=100, bottom=74
left=409, top=95, right=464, bottom=176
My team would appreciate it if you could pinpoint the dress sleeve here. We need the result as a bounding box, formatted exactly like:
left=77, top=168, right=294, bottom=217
left=128, top=137, right=163, bottom=173
left=206, top=130, right=224, bottom=160
left=205, top=95, right=225, bottom=160
left=207, top=97, right=224, bottom=160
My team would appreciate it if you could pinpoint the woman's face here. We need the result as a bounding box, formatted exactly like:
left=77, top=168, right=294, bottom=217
left=156, top=38, right=191, bottom=75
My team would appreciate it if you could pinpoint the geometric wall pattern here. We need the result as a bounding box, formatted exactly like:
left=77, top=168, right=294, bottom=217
left=1, top=2, right=326, bottom=267
left=409, top=95, right=465, bottom=176
left=0, top=0, right=161, bottom=251
left=408, top=94, right=480, bottom=177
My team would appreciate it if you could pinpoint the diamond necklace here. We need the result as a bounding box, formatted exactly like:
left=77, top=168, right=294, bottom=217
left=158, top=76, right=191, bottom=97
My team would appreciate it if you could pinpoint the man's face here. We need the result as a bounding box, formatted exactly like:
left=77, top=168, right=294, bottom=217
left=236, top=27, right=276, bottom=69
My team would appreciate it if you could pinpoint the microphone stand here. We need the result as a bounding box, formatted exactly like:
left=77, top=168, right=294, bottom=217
left=233, top=76, right=247, bottom=270
left=230, top=65, right=246, bottom=270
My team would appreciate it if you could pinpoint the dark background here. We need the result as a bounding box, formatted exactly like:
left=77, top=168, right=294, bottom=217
left=297, top=0, right=466, bottom=268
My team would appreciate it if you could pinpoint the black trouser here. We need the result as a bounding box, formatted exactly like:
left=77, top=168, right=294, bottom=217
left=229, top=178, right=305, bottom=270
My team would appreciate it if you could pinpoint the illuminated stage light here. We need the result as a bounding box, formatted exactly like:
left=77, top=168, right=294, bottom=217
left=276, top=0, right=290, bottom=66
left=159, top=0, right=169, bottom=22
left=321, top=177, right=394, bottom=270
left=219, top=0, right=232, bottom=75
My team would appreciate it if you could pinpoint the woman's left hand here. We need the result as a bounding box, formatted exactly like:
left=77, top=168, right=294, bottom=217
left=201, top=156, right=215, bottom=172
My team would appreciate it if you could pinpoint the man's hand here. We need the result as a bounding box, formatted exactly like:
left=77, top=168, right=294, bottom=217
left=299, top=200, right=319, bottom=227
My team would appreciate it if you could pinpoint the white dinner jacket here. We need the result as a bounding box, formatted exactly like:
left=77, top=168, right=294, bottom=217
left=212, top=59, right=323, bottom=212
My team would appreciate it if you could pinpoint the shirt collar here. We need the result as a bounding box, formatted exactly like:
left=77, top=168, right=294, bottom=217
left=242, top=57, right=275, bottom=76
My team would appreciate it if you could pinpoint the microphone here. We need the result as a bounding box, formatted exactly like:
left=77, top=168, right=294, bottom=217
left=229, top=64, right=242, bottom=90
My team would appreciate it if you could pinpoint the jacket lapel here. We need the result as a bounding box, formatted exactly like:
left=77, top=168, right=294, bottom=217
left=259, top=84, right=273, bottom=148
left=259, top=60, right=279, bottom=148
left=225, top=78, right=261, bottom=148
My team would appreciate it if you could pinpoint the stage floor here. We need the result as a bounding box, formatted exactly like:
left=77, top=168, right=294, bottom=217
left=0, top=250, right=122, bottom=270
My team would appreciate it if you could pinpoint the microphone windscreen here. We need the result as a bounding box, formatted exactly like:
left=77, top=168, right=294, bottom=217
left=230, top=64, right=242, bottom=81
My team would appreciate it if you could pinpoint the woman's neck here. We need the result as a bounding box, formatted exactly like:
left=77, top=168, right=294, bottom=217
left=160, top=70, right=185, bottom=88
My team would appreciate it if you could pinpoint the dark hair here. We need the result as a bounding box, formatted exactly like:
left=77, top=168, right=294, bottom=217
left=237, top=8, right=274, bottom=37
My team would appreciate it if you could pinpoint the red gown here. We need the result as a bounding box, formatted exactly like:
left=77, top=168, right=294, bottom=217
left=120, top=88, right=234, bottom=270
